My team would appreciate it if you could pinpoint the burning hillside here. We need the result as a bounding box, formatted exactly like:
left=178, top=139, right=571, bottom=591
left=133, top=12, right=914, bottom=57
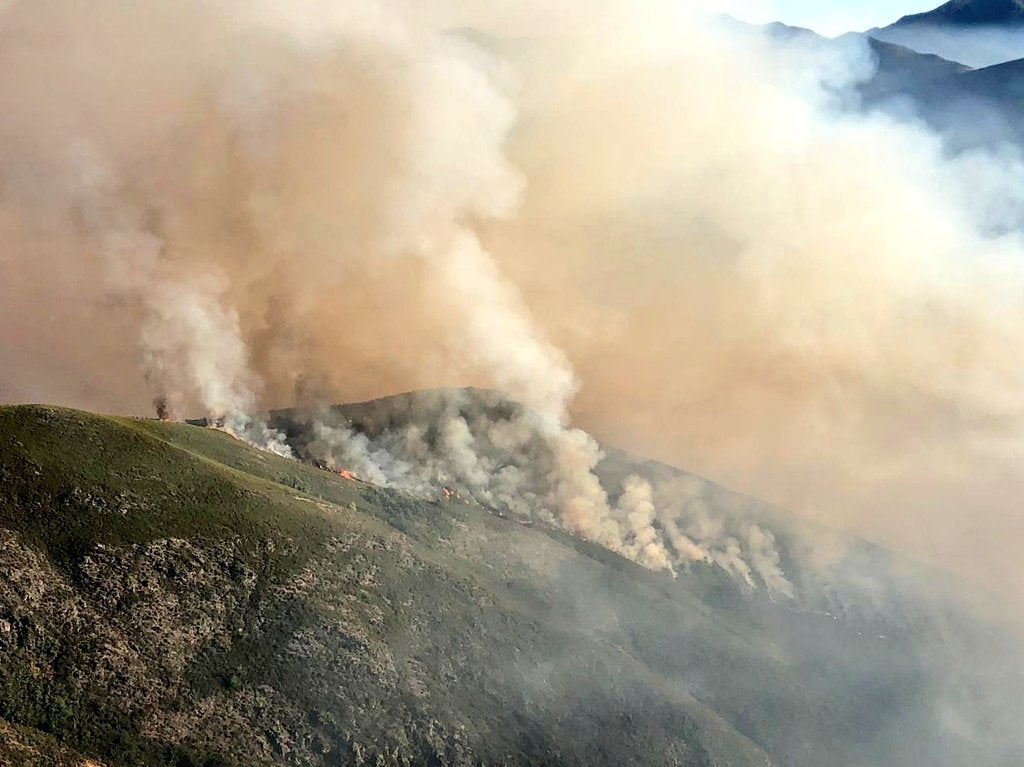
left=255, top=388, right=844, bottom=603
left=4, top=402, right=1024, bottom=766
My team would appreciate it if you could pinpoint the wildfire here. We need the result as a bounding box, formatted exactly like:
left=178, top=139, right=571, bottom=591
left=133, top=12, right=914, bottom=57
left=441, top=486, right=468, bottom=503
left=153, top=396, right=171, bottom=421
left=311, top=459, right=358, bottom=482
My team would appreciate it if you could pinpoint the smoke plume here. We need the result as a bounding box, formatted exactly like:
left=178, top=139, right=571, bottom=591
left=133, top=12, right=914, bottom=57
left=3, top=0, right=1024, bottom=600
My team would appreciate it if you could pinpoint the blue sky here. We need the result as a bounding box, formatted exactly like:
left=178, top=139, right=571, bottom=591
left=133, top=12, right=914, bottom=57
left=733, top=0, right=942, bottom=36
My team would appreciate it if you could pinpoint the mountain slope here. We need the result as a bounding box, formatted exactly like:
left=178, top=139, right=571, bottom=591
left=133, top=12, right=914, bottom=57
left=952, top=54, right=1024, bottom=97
left=861, top=36, right=973, bottom=96
left=757, top=21, right=973, bottom=115
left=862, top=53, right=1024, bottom=149
left=0, top=400, right=1021, bottom=766
left=0, top=404, right=778, bottom=767
left=928, top=56, right=1024, bottom=147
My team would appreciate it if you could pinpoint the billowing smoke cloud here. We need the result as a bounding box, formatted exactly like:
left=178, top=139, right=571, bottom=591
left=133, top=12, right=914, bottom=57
left=0, top=0, right=646, bottom=555
left=3, top=0, right=1024, bottom=601
left=55, top=124, right=290, bottom=454
left=280, top=391, right=629, bottom=553
left=274, top=387, right=807, bottom=599
left=476, top=8, right=1024, bottom=600
left=616, top=475, right=673, bottom=570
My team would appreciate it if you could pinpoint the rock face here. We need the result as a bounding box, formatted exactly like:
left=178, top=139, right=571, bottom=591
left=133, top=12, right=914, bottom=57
left=0, top=402, right=1021, bottom=766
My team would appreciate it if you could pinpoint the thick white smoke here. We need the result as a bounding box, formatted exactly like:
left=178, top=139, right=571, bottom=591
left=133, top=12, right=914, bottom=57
left=280, top=389, right=806, bottom=598
left=67, top=143, right=253, bottom=418
left=617, top=476, right=674, bottom=570
left=61, top=138, right=291, bottom=455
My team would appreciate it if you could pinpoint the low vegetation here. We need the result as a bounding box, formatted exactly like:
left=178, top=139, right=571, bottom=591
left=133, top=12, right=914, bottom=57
left=0, top=404, right=1013, bottom=766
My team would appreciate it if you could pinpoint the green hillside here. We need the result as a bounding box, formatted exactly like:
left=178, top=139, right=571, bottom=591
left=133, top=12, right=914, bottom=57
left=0, top=404, right=1017, bottom=766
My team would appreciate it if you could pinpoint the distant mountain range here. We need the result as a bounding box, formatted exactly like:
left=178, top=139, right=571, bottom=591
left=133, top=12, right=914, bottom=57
left=857, top=32, right=1024, bottom=149
left=760, top=13, right=1024, bottom=151
left=892, top=0, right=1024, bottom=27
left=870, top=0, right=1024, bottom=67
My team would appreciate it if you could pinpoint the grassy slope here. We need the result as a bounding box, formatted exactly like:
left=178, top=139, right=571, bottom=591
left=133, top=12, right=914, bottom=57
left=2, top=403, right=991, bottom=766
left=0, top=405, right=777, bottom=766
